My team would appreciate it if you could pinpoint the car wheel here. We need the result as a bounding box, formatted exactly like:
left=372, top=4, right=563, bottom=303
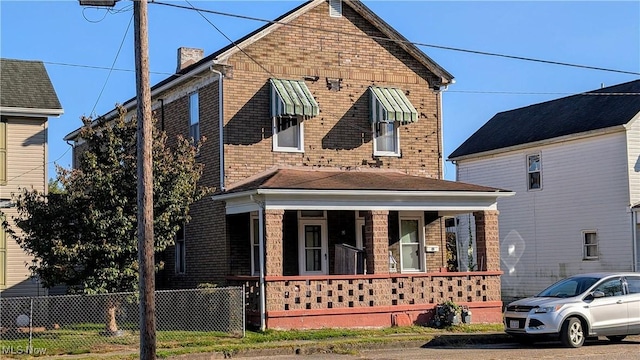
left=606, top=335, right=626, bottom=343
left=560, top=317, right=585, bottom=348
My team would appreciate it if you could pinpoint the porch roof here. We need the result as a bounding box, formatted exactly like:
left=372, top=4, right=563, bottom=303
left=213, top=167, right=513, bottom=214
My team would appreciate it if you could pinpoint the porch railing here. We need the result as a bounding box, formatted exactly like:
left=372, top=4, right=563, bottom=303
left=228, top=271, right=501, bottom=313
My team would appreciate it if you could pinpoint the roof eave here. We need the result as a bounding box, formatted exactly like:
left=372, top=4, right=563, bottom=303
left=0, top=106, right=63, bottom=118
left=448, top=124, right=628, bottom=162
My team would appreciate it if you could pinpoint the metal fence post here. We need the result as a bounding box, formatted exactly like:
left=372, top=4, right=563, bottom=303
left=242, top=284, right=246, bottom=338
left=28, top=298, right=33, bottom=354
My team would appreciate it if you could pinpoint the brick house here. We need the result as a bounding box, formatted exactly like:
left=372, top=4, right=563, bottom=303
left=65, top=0, right=512, bottom=329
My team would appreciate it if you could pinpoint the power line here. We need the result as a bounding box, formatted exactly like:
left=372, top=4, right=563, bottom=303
left=150, top=1, right=640, bottom=77
left=90, top=13, right=134, bottom=117
left=182, top=0, right=276, bottom=78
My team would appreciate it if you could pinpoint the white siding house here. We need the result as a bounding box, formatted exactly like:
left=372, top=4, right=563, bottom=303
left=449, top=80, right=640, bottom=302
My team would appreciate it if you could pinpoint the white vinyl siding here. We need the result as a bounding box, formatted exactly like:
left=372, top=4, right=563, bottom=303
left=456, top=130, right=633, bottom=300
left=627, top=118, right=640, bottom=207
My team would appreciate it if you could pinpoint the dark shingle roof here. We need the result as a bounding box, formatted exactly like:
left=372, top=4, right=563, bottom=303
left=225, top=168, right=507, bottom=194
left=1, top=58, right=62, bottom=111
left=448, top=79, right=640, bottom=159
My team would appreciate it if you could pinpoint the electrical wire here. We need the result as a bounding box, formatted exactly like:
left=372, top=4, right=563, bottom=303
left=182, top=0, right=276, bottom=78
left=150, top=1, right=640, bottom=77
left=90, top=14, right=134, bottom=117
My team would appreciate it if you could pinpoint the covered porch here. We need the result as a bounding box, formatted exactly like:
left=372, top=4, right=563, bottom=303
left=216, top=167, right=513, bottom=329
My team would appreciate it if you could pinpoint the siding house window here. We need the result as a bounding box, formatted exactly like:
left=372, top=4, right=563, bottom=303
left=0, top=119, right=6, bottom=185
left=250, top=214, right=260, bottom=276
left=189, top=92, right=200, bottom=143
left=273, top=116, right=303, bottom=151
left=527, top=153, right=541, bottom=190
left=583, top=231, right=598, bottom=260
left=0, top=227, right=5, bottom=287
left=175, top=226, right=186, bottom=274
left=373, top=122, right=400, bottom=156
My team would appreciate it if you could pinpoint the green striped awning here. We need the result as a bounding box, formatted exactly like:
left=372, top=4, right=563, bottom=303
left=369, top=86, right=417, bottom=123
left=270, top=78, right=319, bottom=117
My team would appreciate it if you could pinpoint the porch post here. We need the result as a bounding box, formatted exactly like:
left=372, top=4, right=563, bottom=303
left=264, top=209, right=284, bottom=276
left=473, top=210, right=500, bottom=271
left=364, top=210, right=389, bottom=274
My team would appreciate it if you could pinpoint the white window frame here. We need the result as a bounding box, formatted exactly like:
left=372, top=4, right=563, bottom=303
left=175, top=226, right=186, bottom=274
left=250, top=213, right=260, bottom=276
left=189, top=92, right=200, bottom=143
left=527, top=153, right=542, bottom=191
left=398, top=212, right=425, bottom=273
left=373, top=122, right=400, bottom=157
left=273, top=116, right=304, bottom=153
left=583, top=230, right=598, bottom=260
left=297, top=211, right=327, bottom=275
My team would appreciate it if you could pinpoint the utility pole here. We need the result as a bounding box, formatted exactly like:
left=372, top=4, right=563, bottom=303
left=78, top=1, right=155, bottom=358
left=134, top=0, right=156, bottom=358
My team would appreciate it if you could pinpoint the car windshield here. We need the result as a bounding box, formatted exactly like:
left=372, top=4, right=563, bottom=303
left=535, top=276, right=600, bottom=298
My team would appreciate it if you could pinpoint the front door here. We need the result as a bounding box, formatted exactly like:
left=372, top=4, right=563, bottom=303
left=298, top=219, right=328, bottom=275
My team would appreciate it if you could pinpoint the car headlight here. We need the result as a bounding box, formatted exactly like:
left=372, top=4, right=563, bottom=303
left=534, top=305, right=562, bottom=313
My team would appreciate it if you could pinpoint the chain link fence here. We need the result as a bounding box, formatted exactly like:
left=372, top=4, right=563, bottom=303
left=0, top=287, right=245, bottom=357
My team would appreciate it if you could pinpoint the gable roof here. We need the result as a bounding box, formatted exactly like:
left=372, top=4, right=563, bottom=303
left=448, top=79, right=640, bottom=160
left=65, top=0, right=452, bottom=141
left=0, top=58, right=63, bottom=117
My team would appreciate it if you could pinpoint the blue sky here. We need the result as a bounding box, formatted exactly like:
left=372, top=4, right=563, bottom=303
left=1, top=1, right=639, bottom=181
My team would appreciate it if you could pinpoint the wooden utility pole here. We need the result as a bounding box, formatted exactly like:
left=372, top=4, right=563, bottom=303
left=133, top=0, right=156, bottom=358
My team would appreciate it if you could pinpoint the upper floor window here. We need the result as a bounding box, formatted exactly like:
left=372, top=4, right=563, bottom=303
left=269, top=78, right=319, bottom=153
left=373, top=122, right=400, bottom=156
left=369, top=86, right=417, bottom=158
left=0, top=118, right=6, bottom=186
left=189, top=92, right=200, bottom=143
left=527, top=153, right=541, bottom=190
left=273, top=116, right=303, bottom=152
left=583, top=231, right=598, bottom=260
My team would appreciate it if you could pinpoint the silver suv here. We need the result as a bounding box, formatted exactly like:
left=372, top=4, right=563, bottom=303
left=503, top=272, right=640, bottom=347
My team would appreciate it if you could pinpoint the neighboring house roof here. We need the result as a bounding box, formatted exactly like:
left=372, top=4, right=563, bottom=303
left=221, top=167, right=508, bottom=195
left=0, top=58, right=63, bottom=117
left=448, top=79, right=640, bottom=160
left=64, top=0, right=452, bottom=141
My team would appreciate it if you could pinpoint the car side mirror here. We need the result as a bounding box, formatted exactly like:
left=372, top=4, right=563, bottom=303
left=591, top=290, right=605, bottom=299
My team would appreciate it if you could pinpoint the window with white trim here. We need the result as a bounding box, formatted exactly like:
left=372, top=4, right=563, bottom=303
left=175, top=226, right=186, bottom=274
left=250, top=213, right=260, bottom=276
left=273, top=116, right=303, bottom=152
left=189, top=92, right=200, bottom=143
left=399, top=213, right=424, bottom=272
left=373, top=122, right=400, bottom=157
left=0, top=118, right=6, bottom=185
left=527, top=153, right=541, bottom=190
left=583, top=231, right=598, bottom=260
left=0, top=226, right=6, bottom=288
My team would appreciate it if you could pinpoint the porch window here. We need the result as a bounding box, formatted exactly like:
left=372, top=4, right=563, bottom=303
left=175, top=226, right=186, bottom=274
left=250, top=214, right=260, bottom=276
left=399, top=213, right=424, bottom=272
left=189, top=92, right=200, bottom=144
left=355, top=212, right=365, bottom=249
left=527, top=153, right=541, bottom=190
left=583, top=231, right=598, bottom=260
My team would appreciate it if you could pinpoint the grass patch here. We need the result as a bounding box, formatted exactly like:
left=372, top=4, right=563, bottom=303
left=0, top=323, right=504, bottom=358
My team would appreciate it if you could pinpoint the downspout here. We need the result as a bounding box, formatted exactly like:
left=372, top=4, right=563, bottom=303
left=210, top=66, right=225, bottom=192
left=250, top=194, right=267, bottom=331
left=159, top=98, right=165, bottom=131
left=435, top=83, right=450, bottom=179
left=65, top=140, right=76, bottom=169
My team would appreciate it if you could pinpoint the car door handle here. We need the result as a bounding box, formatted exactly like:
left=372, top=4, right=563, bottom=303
left=616, top=300, right=623, bottom=304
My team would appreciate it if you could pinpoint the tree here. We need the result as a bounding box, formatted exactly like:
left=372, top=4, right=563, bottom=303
left=47, top=178, right=64, bottom=194
left=2, top=107, right=212, bottom=333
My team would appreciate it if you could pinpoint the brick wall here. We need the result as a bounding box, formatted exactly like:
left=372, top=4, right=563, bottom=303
left=474, top=210, right=501, bottom=272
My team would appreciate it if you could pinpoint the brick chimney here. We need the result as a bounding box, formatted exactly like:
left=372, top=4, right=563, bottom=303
left=176, top=47, right=204, bottom=72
